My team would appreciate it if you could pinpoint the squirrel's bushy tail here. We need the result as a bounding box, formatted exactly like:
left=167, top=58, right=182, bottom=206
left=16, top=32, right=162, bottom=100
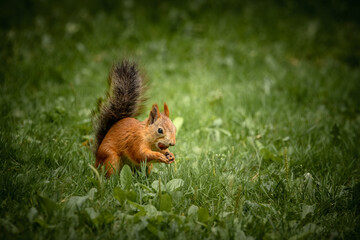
left=93, top=60, right=147, bottom=153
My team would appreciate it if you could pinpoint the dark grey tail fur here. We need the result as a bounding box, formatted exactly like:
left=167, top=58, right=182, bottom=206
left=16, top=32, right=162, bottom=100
left=93, top=60, right=147, bottom=153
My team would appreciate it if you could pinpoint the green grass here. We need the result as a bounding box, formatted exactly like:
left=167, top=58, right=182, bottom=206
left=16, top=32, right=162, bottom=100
left=1, top=0, right=360, bottom=239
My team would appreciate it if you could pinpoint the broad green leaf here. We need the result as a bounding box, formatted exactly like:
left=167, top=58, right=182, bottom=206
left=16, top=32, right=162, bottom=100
left=170, top=191, right=183, bottom=205
left=301, top=204, right=314, bottom=220
left=144, top=204, right=158, bottom=216
left=120, top=165, right=133, bottom=190
left=187, top=205, right=198, bottom=216
left=93, top=211, right=114, bottom=227
left=151, top=180, right=165, bottom=191
left=67, top=195, right=89, bottom=212
left=127, top=200, right=145, bottom=212
left=166, top=179, right=184, bottom=192
left=173, top=117, right=184, bottom=133
left=114, top=187, right=136, bottom=205
left=87, top=188, right=98, bottom=200
left=113, top=187, right=127, bottom=205
left=198, top=208, right=209, bottom=223
left=159, top=194, right=172, bottom=212
left=33, top=218, right=48, bottom=228
left=100, top=212, right=115, bottom=225
left=219, top=211, right=232, bottom=218
left=37, top=195, right=58, bottom=213
left=27, top=207, right=38, bottom=223
left=127, top=190, right=137, bottom=202
left=85, top=207, right=99, bottom=220
left=66, top=188, right=97, bottom=212
left=134, top=210, right=147, bottom=218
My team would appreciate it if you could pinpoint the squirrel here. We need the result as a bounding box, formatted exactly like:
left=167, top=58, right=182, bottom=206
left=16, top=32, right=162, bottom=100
left=93, top=60, right=176, bottom=177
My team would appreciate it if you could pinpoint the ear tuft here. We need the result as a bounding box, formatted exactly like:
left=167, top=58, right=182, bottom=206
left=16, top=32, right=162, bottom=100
left=148, top=104, right=160, bottom=124
left=164, top=102, right=170, bottom=117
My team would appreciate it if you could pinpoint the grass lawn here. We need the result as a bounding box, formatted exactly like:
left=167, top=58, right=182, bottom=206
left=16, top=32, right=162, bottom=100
left=1, top=0, right=360, bottom=239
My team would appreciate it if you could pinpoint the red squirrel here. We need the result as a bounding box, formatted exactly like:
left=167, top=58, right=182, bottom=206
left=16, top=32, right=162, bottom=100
left=93, top=60, right=176, bottom=177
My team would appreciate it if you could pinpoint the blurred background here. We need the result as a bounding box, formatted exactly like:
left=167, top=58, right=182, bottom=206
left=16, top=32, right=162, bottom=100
left=1, top=0, right=360, bottom=129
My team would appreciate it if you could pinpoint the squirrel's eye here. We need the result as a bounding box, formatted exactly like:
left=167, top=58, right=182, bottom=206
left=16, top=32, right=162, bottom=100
left=158, top=128, right=163, bottom=134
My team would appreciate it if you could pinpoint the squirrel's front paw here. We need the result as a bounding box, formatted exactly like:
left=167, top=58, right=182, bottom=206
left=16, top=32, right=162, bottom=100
left=157, top=153, right=169, bottom=164
left=165, top=152, right=175, bottom=163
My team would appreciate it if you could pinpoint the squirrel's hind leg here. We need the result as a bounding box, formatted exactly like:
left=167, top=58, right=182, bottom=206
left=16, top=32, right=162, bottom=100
left=98, top=150, right=122, bottom=178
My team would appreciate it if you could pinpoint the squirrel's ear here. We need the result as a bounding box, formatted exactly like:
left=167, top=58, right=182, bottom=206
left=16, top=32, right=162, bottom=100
left=164, top=102, right=170, bottom=117
left=148, top=104, right=160, bottom=124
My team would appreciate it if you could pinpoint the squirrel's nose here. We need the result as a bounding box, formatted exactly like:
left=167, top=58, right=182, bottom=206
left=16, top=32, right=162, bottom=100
left=170, top=142, right=175, bottom=146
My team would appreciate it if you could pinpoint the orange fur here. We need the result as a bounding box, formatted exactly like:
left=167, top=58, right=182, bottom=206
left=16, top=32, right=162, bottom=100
left=95, top=103, right=176, bottom=177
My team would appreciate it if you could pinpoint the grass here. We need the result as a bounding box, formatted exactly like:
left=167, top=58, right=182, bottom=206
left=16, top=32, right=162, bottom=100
left=1, top=0, right=360, bottom=239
